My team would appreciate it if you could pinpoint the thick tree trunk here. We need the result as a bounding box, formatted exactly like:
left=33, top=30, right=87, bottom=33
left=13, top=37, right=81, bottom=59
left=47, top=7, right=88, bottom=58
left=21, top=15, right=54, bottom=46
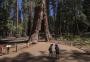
left=30, top=0, right=52, bottom=43
left=30, top=4, right=43, bottom=43
left=28, top=0, right=32, bottom=39
left=43, top=14, right=52, bottom=41
left=43, top=0, right=52, bottom=41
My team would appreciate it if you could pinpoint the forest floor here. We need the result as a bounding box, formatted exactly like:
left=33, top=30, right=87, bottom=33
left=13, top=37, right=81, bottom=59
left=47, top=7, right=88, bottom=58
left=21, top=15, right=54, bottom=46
left=0, top=42, right=90, bottom=62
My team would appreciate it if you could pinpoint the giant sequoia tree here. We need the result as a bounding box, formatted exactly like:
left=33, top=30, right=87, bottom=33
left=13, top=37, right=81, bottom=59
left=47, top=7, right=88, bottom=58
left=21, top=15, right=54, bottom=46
left=30, top=0, right=52, bottom=43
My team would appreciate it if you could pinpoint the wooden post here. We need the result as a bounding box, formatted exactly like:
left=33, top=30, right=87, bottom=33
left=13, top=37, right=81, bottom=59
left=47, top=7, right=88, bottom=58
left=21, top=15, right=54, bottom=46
left=0, top=45, right=2, bottom=55
left=6, top=45, right=11, bottom=54
left=16, top=44, right=17, bottom=52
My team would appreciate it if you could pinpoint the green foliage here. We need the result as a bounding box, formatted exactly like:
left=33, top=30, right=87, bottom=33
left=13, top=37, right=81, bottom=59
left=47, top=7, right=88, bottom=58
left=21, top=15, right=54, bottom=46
left=7, top=20, right=16, bottom=32
left=57, top=35, right=90, bottom=46
left=18, top=24, right=24, bottom=35
left=54, top=0, right=90, bottom=36
left=14, top=23, right=24, bottom=36
left=73, top=36, right=81, bottom=41
left=0, top=8, right=8, bottom=31
left=56, top=35, right=74, bottom=41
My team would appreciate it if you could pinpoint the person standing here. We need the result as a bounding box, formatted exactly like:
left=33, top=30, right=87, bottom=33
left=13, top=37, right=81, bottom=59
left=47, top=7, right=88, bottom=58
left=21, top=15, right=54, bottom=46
left=48, top=44, right=53, bottom=57
left=55, top=44, right=60, bottom=59
left=48, top=43, right=56, bottom=57
left=51, top=43, right=56, bottom=57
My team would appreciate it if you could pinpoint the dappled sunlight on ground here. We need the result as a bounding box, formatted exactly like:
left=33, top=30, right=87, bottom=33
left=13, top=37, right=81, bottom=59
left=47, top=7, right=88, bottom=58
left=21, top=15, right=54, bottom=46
left=0, top=42, right=90, bottom=62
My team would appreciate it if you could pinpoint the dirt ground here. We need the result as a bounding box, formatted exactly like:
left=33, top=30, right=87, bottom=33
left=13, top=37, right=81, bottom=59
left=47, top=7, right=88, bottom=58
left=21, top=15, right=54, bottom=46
left=0, top=42, right=90, bottom=62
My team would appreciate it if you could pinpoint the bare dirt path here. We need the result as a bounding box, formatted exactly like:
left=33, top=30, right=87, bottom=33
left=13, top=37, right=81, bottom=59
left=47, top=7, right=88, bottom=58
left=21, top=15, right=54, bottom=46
left=0, top=42, right=89, bottom=62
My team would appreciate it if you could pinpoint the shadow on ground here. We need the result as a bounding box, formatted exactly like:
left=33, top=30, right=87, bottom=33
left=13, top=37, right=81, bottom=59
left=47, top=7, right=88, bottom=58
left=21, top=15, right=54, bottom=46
left=60, top=50, right=90, bottom=62
left=71, top=50, right=90, bottom=62
left=0, top=50, right=90, bottom=62
left=0, top=52, right=58, bottom=62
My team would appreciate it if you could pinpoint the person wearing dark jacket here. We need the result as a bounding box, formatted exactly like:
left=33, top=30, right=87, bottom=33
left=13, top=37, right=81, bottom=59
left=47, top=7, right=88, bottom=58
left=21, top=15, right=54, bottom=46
left=55, top=44, right=60, bottom=59
left=48, top=44, right=53, bottom=57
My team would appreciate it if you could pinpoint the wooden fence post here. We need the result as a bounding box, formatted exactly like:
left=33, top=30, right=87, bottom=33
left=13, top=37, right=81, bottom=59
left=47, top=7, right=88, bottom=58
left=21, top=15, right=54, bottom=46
left=16, top=44, right=17, bottom=52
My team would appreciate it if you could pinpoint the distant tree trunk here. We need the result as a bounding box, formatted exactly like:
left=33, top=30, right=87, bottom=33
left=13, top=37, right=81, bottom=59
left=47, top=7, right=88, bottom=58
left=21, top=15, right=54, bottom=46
left=22, top=0, right=27, bottom=36
left=16, top=0, right=19, bottom=35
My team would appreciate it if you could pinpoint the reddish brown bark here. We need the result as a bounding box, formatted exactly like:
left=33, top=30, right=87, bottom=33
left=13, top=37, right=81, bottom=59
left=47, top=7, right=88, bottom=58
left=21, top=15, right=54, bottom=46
left=28, top=0, right=32, bottom=39
left=30, top=0, right=52, bottom=42
left=30, top=4, right=43, bottom=43
left=43, top=0, right=52, bottom=41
